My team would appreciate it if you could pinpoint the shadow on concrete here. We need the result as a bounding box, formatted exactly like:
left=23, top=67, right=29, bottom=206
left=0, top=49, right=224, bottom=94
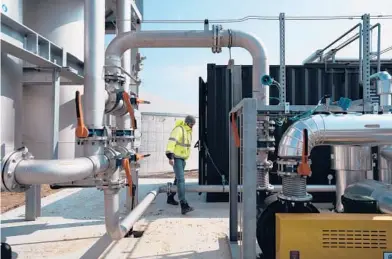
left=10, top=236, right=100, bottom=247
left=80, top=221, right=152, bottom=259
left=121, top=237, right=231, bottom=259
left=1, top=220, right=103, bottom=237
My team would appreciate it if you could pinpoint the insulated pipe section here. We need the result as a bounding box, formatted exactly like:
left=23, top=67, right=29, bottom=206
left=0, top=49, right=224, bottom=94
left=15, top=156, right=110, bottom=185
left=344, top=179, right=392, bottom=214
left=105, top=29, right=269, bottom=101
left=381, top=147, right=392, bottom=161
left=278, top=113, right=392, bottom=158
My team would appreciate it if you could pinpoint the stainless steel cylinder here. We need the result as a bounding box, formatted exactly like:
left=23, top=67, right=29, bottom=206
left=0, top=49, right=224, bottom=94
left=331, top=146, right=372, bottom=171
left=331, top=146, right=371, bottom=212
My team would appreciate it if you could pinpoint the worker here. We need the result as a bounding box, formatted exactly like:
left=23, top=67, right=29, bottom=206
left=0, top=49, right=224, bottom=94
left=165, top=115, right=196, bottom=215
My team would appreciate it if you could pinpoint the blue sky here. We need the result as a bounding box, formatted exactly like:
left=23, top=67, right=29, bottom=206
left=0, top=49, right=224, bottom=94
left=105, top=0, right=392, bottom=114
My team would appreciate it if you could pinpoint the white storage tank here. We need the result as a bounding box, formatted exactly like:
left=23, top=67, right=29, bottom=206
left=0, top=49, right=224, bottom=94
left=1, top=0, right=24, bottom=160
left=22, top=0, right=84, bottom=159
left=138, top=112, right=199, bottom=176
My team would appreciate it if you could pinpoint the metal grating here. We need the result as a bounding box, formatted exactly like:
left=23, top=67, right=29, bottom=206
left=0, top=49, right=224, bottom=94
left=322, top=229, right=388, bottom=249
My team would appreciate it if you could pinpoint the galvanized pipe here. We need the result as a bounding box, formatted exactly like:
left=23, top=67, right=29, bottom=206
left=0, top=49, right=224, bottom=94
left=167, top=184, right=336, bottom=193
left=105, top=29, right=269, bottom=100
left=115, top=0, right=131, bottom=131
left=84, top=0, right=106, bottom=130
left=278, top=113, right=392, bottom=158
left=14, top=156, right=109, bottom=185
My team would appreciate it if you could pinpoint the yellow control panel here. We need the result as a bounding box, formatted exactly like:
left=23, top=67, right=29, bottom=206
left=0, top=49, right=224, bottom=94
left=276, top=213, right=392, bottom=259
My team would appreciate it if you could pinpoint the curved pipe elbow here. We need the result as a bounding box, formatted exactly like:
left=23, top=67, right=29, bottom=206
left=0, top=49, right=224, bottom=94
left=278, top=113, right=392, bottom=159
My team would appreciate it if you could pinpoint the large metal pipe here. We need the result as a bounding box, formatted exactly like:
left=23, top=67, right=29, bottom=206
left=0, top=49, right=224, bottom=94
left=84, top=0, right=106, bottom=131
left=278, top=113, right=392, bottom=158
left=344, top=179, right=392, bottom=214
left=14, top=155, right=109, bottom=185
left=105, top=29, right=269, bottom=100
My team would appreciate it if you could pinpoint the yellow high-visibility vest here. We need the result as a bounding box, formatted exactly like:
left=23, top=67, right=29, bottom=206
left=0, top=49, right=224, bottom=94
left=165, top=120, right=192, bottom=160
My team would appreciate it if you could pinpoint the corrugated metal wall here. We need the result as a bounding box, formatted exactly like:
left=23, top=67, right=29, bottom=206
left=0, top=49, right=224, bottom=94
left=200, top=62, right=392, bottom=202
left=139, top=112, right=199, bottom=176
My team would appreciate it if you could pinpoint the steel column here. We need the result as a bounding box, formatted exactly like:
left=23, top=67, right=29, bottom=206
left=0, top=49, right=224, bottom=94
left=362, top=14, right=371, bottom=103
left=279, top=13, right=286, bottom=103
left=241, top=98, right=257, bottom=258
left=229, top=66, right=242, bottom=242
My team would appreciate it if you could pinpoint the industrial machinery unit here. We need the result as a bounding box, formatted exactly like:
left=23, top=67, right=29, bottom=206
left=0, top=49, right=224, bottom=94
left=1, top=1, right=392, bottom=258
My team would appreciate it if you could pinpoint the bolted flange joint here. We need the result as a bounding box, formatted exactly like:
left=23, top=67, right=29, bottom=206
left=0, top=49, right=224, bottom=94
left=1, top=147, right=34, bottom=192
left=77, top=126, right=111, bottom=146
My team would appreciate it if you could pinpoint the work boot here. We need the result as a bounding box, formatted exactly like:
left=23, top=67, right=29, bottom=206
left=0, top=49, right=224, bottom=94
left=180, top=201, right=194, bottom=215
left=167, top=193, right=179, bottom=206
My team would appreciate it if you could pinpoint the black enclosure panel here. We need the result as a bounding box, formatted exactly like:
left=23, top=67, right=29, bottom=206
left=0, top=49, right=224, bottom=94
left=199, top=62, right=392, bottom=203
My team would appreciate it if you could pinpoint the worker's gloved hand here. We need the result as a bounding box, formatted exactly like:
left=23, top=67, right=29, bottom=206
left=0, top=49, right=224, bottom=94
left=169, top=159, right=174, bottom=166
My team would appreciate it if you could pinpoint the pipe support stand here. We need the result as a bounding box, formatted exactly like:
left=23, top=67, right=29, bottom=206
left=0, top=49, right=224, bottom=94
left=1, top=147, right=33, bottom=192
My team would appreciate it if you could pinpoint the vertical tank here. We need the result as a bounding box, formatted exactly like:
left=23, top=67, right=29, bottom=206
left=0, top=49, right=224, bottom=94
left=1, top=0, right=24, bottom=160
left=22, top=0, right=84, bottom=159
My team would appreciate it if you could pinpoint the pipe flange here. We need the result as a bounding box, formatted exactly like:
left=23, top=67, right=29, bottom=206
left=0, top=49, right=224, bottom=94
left=277, top=193, right=313, bottom=202
left=104, top=72, right=126, bottom=84
left=1, top=147, right=33, bottom=192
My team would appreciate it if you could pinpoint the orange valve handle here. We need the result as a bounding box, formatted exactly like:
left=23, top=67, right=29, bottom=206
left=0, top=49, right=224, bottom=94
left=122, top=158, right=133, bottom=197
left=230, top=113, right=241, bottom=148
left=136, top=153, right=151, bottom=161
left=136, top=98, right=151, bottom=104
left=74, top=91, right=89, bottom=138
left=122, top=92, right=137, bottom=130
left=297, top=128, right=311, bottom=176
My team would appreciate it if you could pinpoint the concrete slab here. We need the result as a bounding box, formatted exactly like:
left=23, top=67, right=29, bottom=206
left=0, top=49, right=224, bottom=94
left=1, top=179, right=232, bottom=259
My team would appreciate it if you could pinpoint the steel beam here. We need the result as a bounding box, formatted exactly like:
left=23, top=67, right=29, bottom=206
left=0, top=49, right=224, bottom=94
left=362, top=14, right=372, bottom=103
left=1, top=13, right=83, bottom=84
left=279, top=13, right=286, bottom=103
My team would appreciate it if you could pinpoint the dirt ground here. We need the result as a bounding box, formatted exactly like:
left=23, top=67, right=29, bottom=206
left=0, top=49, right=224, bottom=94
left=1, top=171, right=199, bottom=214
left=1, top=185, right=59, bottom=213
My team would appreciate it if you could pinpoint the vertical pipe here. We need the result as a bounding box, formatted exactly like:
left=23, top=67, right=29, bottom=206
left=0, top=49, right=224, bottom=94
left=241, top=98, right=257, bottom=258
left=116, top=0, right=134, bottom=213
left=84, top=0, right=106, bottom=138
left=358, top=24, right=363, bottom=84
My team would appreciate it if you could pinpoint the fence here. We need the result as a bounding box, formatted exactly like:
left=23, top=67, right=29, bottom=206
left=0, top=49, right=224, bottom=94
left=138, top=112, right=199, bottom=176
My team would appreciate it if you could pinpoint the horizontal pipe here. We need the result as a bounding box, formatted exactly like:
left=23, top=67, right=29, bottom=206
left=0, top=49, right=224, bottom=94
left=278, top=113, right=392, bottom=158
left=14, top=155, right=109, bottom=185
left=167, top=184, right=336, bottom=193
left=344, top=179, right=392, bottom=214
